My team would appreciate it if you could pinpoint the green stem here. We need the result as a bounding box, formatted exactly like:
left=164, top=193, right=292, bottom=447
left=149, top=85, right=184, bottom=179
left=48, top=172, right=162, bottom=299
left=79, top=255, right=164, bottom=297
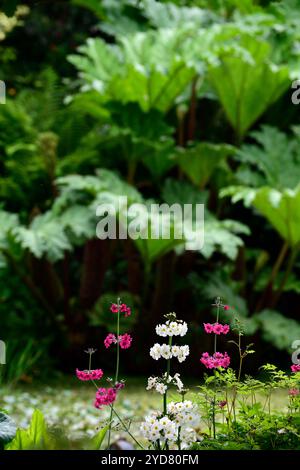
left=110, top=406, right=145, bottom=450
left=214, top=305, right=220, bottom=354
left=107, top=298, right=121, bottom=449
left=270, top=247, right=299, bottom=308
left=163, top=336, right=172, bottom=415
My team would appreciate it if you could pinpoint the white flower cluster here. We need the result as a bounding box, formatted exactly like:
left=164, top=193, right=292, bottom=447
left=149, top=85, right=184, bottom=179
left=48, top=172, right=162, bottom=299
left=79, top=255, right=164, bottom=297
left=140, top=402, right=198, bottom=448
left=150, top=344, right=189, bottom=363
left=167, top=401, right=198, bottom=426
left=146, top=373, right=184, bottom=394
left=156, top=320, right=188, bottom=337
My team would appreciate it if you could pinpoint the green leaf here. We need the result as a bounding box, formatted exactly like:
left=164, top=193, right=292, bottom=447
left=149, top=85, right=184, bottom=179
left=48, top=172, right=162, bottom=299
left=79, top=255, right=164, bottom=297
left=221, top=185, right=300, bottom=247
left=13, top=213, right=72, bottom=262
left=208, top=35, right=290, bottom=139
left=0, top=413, right=16, bottom=448
left=177, top=142, right=236, bottom=188
left=85, top=425, right=109, bottom=450
left=235, top=126, right=300, bottom=190
left=254, top=310, right=300, bottom=351
left=5, top=410, right=56, bottom=450
left=68, top=30, right=195, bottom=112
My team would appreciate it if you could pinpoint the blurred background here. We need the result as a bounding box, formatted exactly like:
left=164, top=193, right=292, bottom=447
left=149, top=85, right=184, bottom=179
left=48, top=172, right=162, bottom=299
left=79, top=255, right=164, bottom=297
left=0, top=0, right=300, bottom=398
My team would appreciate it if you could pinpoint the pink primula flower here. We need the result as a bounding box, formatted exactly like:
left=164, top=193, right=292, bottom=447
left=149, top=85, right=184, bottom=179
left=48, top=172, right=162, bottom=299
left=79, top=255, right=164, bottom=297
left=76, top=368, right=103, bottom=381
left=200, top=352, right=230, bottom=369
left=289, top=388, right=299, bottom=396
left=94, top=387, right=117, bottom=409
left=119, top=333, right=132, bottom=349
left=203, top=322, right=230, bottom=335
left=204, top=323, right=214, bottom=334
left=104, top=333, right=117, bottom=349
left=213, top=323, right=223, bottom=335
left=291, top=364, right=300, bottom=373
left=110, top=302, right=131, bottom=317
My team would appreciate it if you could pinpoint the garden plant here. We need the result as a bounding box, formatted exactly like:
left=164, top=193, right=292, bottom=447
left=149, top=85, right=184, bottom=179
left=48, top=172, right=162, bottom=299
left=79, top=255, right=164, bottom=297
left=0, top=0, right=300, bottom=454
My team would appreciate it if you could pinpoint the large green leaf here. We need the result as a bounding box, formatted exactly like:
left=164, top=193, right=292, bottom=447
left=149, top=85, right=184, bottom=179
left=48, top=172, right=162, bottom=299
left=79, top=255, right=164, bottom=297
left=163, top=178, right=249, bottom=260
left=208, top=35, right=290, bottom=139
left=177, top=142, right=235, bottom=188
left=68, top=30, right=195, bottom=112
left=5, top=410, right=56, bottom=450
left=0, top=211, right=19, bottom=251
left=254, top=309, right=300, bottom=351
left=13, top=213, right=72, bottom=262
left=221, top=185, right=300, bottom=247
left=235, top=126, right=300, bottom=190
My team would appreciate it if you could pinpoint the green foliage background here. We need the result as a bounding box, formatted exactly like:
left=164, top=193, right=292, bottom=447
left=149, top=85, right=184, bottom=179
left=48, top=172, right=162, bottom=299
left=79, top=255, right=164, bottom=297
left=0, top=0, right=300, bottom=380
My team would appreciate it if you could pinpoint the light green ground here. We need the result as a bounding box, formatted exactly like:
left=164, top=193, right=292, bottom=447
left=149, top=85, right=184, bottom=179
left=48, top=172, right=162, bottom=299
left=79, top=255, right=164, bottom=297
left=1, top=376, right=291, bottom=445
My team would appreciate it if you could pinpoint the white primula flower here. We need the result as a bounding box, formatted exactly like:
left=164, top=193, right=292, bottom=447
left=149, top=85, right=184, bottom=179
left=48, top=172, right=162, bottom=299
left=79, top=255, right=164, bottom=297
left=171, top=345, right=180, bottom=357
left=150, top=343, right=161, bottom=360
left=155, top=383, right=167, bottom=395
left=173, top=373, right=184, bottom=390
left=168, top=321, right=179, bottom=336
left=160, top=343, right=172, bottom=359
left=179, top=322, right=188, bottom=336
left=146, top=376, right=157, bottom=390
left=156, top=324, right=169, bottom=337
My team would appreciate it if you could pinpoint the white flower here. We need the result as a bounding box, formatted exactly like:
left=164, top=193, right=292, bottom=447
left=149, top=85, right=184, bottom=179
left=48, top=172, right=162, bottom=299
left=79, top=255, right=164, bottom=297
left=155, top=320, right=188, bottom=338
left=168, top=321, right=179, bottom=335
left=171, top=345, right=180, bottom=357
left=150, top=343, right=161, bottom=360
left=155, top=383, right=167, bottom=395
left=160, top=343, right=172, bottom=359
left=156, top=324, right=169, bottom=337
left=174, top=373, right=184, bottom=392
left=181, top=427, right=197, bottom=448
left=177, top=345, right=189, bottom=363
left=179, top=322, right=188, bottom=336
left=146, top=376, right=157, bottom=390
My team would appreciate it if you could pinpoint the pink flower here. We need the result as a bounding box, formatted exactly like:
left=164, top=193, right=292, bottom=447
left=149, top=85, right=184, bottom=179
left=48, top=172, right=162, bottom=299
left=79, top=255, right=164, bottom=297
left=94, top=387, right=117, bottom=409
left=291, top=364, right=300, bottom=373
left=213, top=323, right=223, bottom=335
left=223, top=305, right=230, bottom=311
left=120, top=303, right=131, bottom=317
left=200, top=352, right=230, bottom=369
left=115, top=382, right=125, bottom=391
left=289, top=388, right=299, bottom=396
left=76, top=368, right=103, bottom=381
left=218, top=400, right=227, bottom=408
left=204, top=322, right=230, bottom=335
left=119, top=333, right=132, bottom=349
left=204, top=323, right=214, bottom=334
left=110, top=302, right=131, bottom=317
left=104, top=333, right=117, bottom=349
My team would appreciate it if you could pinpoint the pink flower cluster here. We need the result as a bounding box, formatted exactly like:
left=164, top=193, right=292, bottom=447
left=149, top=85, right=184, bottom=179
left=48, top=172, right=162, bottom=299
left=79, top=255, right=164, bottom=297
left=204, top=322, right=230, bottom=335
left=94, top=387, right=117, bottom=409
left=200, top=352, right=231, bottom=369
left=76, top=368, right=103, bottom=381
left=291, top=364, right=300, bottom=373
left=104, top=333, right=117, bottom=348
left=289, top=388, right=299, bottom=396
left=104, top=333, right=132, bottom=349
left=110, top=303, right=131, bottom=317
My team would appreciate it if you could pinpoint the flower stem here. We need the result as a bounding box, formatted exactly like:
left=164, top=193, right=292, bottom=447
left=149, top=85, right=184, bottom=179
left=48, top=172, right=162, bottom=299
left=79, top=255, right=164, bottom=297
left=107, top=298, right=121, bottom=448
left=214, top=304, right=220, bottom=354
left=110, top=405, right=145, bottom=450
left=163, top=336, right=172, bottom=415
